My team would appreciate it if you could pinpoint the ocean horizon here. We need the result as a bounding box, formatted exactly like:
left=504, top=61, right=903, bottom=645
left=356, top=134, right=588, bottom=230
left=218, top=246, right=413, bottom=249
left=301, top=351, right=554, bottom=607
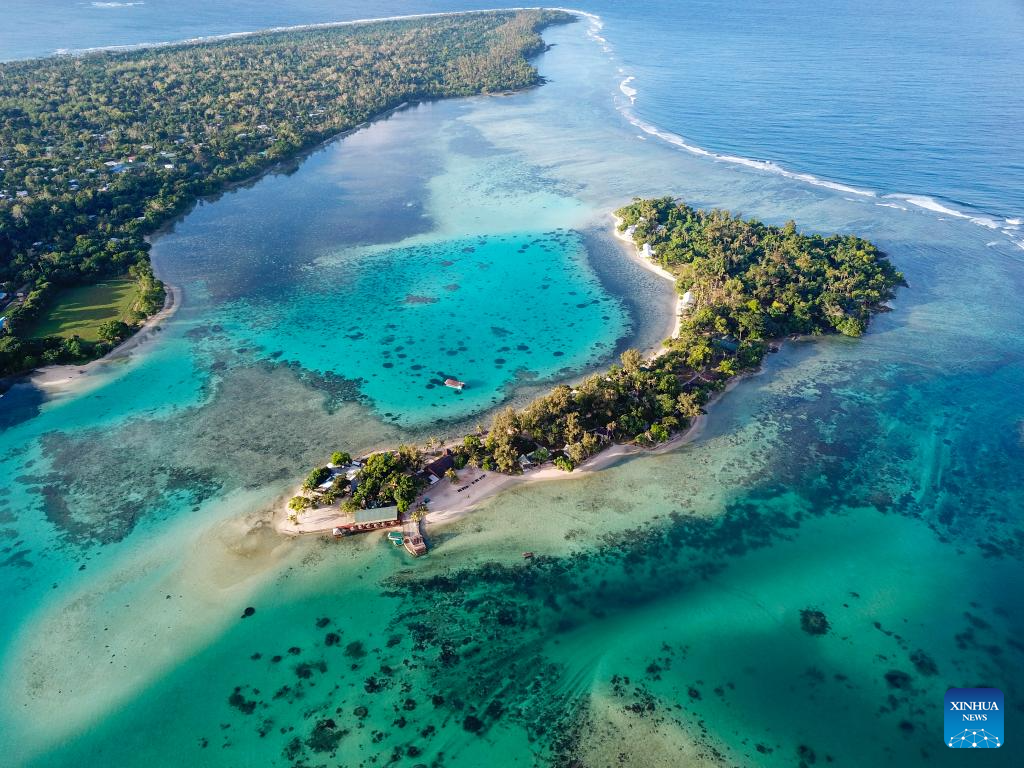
left=1, top=2, right=1022, bottom=766
left=3, top=1, right=1023, bottom=240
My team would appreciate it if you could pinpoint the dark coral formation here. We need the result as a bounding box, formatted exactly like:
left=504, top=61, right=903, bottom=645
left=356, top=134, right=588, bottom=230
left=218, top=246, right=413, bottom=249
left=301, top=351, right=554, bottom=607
left=800, top=608, right=830, bottom=635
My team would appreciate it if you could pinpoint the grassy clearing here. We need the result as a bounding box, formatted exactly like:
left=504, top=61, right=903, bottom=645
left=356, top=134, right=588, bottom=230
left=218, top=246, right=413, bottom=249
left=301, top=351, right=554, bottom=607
left=30, top=278, right=141, bottom=341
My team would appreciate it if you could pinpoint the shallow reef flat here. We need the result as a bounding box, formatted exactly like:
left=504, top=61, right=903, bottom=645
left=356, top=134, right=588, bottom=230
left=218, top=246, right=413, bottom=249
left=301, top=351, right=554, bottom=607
left=2, top=9, right=1024, bottom=768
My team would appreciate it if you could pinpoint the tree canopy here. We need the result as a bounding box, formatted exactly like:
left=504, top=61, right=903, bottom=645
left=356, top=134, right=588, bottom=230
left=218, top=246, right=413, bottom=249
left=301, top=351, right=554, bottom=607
left=0, top=9, right=573, bottom=374
left=294, top=199, right=903, bottom=512
left=616, top=197, right=905, bottom=339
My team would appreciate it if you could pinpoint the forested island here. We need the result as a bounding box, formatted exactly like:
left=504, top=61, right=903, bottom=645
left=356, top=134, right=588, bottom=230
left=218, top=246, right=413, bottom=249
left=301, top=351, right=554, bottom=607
left=287, top=198, right=905, bottom=526
left=0, top=9, right=572, bottom=375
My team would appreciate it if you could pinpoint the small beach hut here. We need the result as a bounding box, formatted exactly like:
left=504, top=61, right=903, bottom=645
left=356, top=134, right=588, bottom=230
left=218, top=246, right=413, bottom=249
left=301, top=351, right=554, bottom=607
left=641, top=243, right=654, bottom=258
left=424, top=451, right=455, bottom=483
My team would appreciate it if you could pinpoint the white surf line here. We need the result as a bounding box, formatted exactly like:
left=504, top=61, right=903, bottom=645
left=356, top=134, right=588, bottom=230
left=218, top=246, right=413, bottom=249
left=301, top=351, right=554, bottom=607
left=566, top=10, right=877, bottom=200
left=890, top=194, right=1024, bottom=251
left=617, top=103, right=878, bottom=198
left=583, top=15, right=1024, bottom=250
left=55, top=6, right=599, bottom=56
left=890, top=194, right=1000, bottom=227
left=619, top=75, right=637, bottom=104
left=54, top=5, right=1024, bottom=251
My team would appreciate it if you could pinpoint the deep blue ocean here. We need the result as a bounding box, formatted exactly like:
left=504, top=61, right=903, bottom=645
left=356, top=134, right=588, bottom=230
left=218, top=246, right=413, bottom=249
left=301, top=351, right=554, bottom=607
left=2, top=3, right=1023, bottom=766
left=4, top=0, right=1023, bottom=236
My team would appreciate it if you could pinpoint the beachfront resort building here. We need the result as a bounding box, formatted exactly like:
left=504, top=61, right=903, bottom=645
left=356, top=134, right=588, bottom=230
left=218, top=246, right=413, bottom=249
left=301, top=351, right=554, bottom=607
left=354, top=506, right=400, bottom=525
left=421, top=450, right=455, bottom=484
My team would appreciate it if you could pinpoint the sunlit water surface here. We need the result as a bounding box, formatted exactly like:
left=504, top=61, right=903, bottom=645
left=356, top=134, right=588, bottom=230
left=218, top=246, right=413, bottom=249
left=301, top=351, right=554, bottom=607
left=0, top=7, right=1022, bottom=768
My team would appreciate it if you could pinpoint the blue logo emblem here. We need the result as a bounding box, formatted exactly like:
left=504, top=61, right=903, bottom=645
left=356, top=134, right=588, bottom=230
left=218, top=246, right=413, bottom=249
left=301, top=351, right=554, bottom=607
left=945, top=688, right=1003, bottom=748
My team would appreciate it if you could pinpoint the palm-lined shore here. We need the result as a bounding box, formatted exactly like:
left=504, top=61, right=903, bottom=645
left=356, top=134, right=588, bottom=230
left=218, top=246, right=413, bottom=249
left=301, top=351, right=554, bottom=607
left=280, top=197, right=903, bottom=538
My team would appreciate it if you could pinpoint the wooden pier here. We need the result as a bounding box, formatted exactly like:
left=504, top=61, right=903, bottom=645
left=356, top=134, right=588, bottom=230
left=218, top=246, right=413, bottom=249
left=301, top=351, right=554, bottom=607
left=327, top=515, right=425, bottom=557
left=402, top=519, right=427, bottom=556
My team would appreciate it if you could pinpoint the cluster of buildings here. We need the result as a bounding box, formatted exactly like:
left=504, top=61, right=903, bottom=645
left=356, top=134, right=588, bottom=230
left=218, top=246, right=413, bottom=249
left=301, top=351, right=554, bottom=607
left=316, top=458, right=362, bottom=493
left=316, top=455, right=430, bottom=556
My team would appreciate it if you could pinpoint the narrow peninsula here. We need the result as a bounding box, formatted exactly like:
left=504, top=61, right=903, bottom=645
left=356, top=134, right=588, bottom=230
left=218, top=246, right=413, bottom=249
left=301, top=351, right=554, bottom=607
left=0, top=9, right=572, bottom=375
left=283, top=197, right=905, bottom=540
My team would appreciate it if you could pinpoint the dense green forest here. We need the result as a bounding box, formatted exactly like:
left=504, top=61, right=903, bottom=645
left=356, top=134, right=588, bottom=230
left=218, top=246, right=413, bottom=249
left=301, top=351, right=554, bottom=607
left=617, top=196, right=904, bottom=339
left=0, top=9, right=572, bottom=374
left=289, top=199, right=904, bottom=520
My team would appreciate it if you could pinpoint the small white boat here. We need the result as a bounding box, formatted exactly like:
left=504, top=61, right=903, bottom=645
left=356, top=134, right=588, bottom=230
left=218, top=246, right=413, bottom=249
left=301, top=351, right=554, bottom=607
left=444, top=378, right=465, bottom=391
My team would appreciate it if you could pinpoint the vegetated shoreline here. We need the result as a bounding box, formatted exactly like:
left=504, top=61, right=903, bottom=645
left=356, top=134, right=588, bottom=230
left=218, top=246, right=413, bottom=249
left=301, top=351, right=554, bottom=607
left=611, top=213, right=683, bottom=349
left=273, top=371, right=747, bottom=537
left=0, top=8, right=574, bottom=378
left=53, top=7, right=593, bottom=57
left=26, top=282, right=181, bottom=393
left=273, top=213, right=748, bottom=537
left=9, top=12, right=574, bottom=393
left=18, top=96, right=421, bottom=394
left=278, top=196, right=904, bottom=540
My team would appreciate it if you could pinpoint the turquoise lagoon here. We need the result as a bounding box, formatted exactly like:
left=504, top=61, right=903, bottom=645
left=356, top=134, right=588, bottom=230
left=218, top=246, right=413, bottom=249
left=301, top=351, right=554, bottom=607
left=207, top=229, right=628, bottom=425
left=1, top=7, right=1023, bottom=768
left=147, top=109, right=637, bottom=427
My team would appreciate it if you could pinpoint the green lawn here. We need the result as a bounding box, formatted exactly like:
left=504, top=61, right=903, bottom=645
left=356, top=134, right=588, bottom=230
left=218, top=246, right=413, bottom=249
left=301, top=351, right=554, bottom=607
left=30, top=278, right=140, bottom=341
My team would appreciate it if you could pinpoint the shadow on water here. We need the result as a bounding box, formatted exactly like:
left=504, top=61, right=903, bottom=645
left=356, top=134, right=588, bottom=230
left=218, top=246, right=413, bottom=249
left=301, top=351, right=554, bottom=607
left=0, top=382, right=46, bottom=433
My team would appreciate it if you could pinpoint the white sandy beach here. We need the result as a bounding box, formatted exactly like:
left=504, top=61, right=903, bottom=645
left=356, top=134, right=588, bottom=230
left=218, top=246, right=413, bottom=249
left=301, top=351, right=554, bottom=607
left=275, top=402, right=713, bottom=537
left=275, top=213, right=701, bottom=538
left=274, top=379, right=730, bottom=538
left=611, top=213, right=683, bottom=348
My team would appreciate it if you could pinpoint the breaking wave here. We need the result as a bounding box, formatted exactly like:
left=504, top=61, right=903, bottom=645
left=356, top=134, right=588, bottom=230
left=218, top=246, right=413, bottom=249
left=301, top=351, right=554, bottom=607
left=572, top=12, right=1024, bottom=251
left=618, top=76, right=637, bottom=104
